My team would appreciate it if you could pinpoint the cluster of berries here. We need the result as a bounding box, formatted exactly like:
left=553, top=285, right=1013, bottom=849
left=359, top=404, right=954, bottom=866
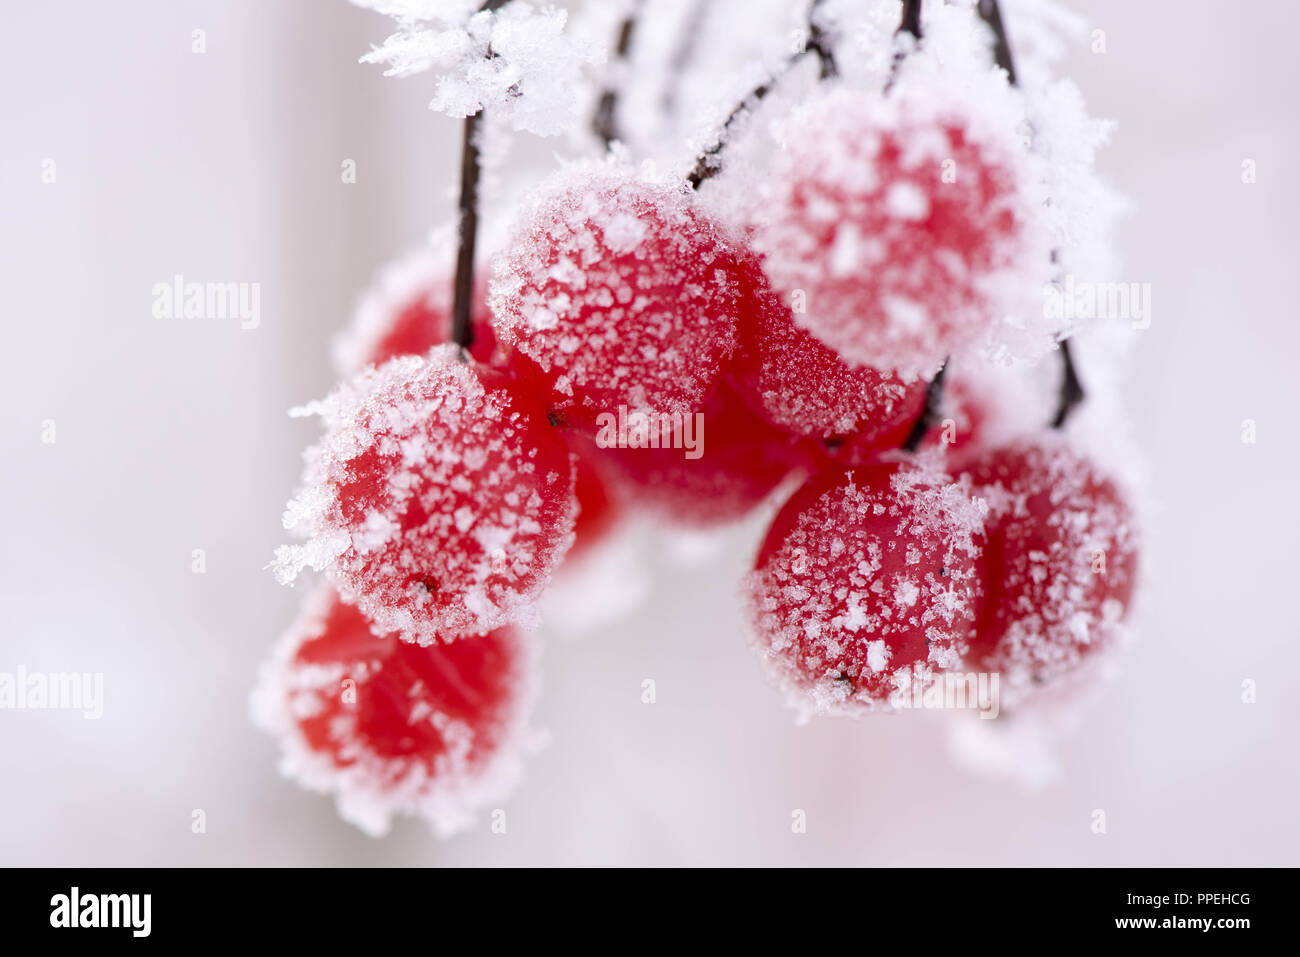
left=255, top=85, right=1138, bottom=835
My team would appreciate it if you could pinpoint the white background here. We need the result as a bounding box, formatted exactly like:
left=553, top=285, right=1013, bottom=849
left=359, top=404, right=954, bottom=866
left=1, top=0, right=1297, bottom=865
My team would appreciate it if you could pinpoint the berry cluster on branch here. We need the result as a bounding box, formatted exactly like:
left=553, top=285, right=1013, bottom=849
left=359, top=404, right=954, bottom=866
left=255, top=0, right=1140, bottom=836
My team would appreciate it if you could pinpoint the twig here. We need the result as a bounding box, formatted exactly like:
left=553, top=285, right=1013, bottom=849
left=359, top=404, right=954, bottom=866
left=901, top=361, right=948, bottom=452
left=686, top=0, right=836, bottom=189
left=977, top=0, right=1017, bottom=84
left=885, top=0, right=923, bottom=92
left=450, top=112, right=483, bottom=353
left=806, top=0, right=838, bottom=80
left=1051, top=339, right=1085, bottom=428
left=976, top=0, right=1084, bottom=428
left=450, top=0, right=512, bottom=354
left=592, top=1, right=643, bottom=148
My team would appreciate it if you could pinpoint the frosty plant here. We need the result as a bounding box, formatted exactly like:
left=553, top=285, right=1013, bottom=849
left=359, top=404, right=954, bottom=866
left=255, top=0, right=1143, bottom=836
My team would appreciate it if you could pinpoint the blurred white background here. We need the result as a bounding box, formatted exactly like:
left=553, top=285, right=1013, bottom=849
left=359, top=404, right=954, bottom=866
left=1, top=0, right=1298, bottom=866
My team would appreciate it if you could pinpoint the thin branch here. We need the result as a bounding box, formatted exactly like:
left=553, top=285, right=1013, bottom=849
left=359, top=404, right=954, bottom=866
left=977, top=0, right=1017, bottom=84
left=898, top=0, right=923, bottom=40
left=1051, top=340, right=1085, bottom=428
left=806, top=0, right=838, bottom=80
left=885, top=0, right=923, bottom=92
left=592, top=1, right=643, bottom=148
left=450, top=0, right=509, bottom=354
left=451, top=112, right=483, bottom=353
left=686, top=0, right=836, bottom=189
left=976, top=0, right=1084, bottom=428
left=901, top=361, right=949, bottom=452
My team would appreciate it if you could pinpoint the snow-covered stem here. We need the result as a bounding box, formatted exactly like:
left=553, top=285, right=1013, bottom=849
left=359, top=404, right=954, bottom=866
left=806, top=0, right=838, bottom=80
left=901, top=361, right=948, bottom=452
left=977, top=0, right=1017, bottom=84
left=451, top=0, right=510, bottom=353
left=592, top=1, right=643, bottom=148
left=1051, top=340, right=1085, bottom=428
left=973, top=0, right=1085, bottom=427
left=686, top=0, right=835, bottom=189
left=898, top=0, right=923, bottom=40
left=884, top=0, right=923, bottom=92
left=451, top=111, right=483, bottom=354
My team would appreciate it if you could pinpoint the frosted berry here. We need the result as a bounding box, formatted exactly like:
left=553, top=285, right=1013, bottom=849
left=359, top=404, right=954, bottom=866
left=333, top=249, right=497, bottom=374
left=490, top=166, right=745, bottom=432
left=745, top=463, right=986, bottom=714
left=252, top=587, right=536, bottom=836
left=599, top=381, right=808, bottom=526
left=273, top=347, right=576, bottom=643
left=732, top=269, right=926, bottom=442
left=963, top=437, right=1139, bottom=698
left=752, top=87, right=1034, bottom=376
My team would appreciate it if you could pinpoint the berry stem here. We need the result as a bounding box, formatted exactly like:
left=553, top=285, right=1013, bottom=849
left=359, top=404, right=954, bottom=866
left=451, top=111, right=483, bottom=355
left=1051, top=339, right=1086, bottom=428
left=884, top=0, right=923, bottom=92
left=901, top=360, right=947, bottom=452
left=450, top=0, right=511, bottom=355
left=899, top=0, right=923, bottom=40
left=977, top=0, right=1017, bottom=84
left=592, top=0, right=644, bottom=148
left=686, top=0, right=835, bottom=189
left=975, top=0, right=1086, bottom=427
left=807, top=0, right=839, bottom=80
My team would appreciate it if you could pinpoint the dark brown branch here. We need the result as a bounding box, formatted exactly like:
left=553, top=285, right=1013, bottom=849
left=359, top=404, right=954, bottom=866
left=592, top=1, right=643, bottom=148
left=806, top=0, right=838, bottom=80
left=899, top=0, right=923, bottom=40
left=686, top=0, right=836, bottom=189
left=450, top=0, right=509, bottom=354
left=976, top=0, right=1085, bottom=428
left=451, top=112, right=483, bottom=353
left=977, top=0, right=1017, bottom=84
left=1051, top=339, right=1085, bottom=428
left=885, top=0, right=923, bottom=92
left=901, top=361, right=948, bottom=452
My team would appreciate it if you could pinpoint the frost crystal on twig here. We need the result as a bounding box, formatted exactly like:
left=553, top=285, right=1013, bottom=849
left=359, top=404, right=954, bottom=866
left=352, top=0, right=603, bottom=136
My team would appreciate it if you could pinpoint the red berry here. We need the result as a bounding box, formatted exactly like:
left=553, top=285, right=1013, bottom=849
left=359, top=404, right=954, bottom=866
left=746, top=463, right=986, bottom=714
left=273, top=347, right=576, bottom=643
left=752, top=87, right=1033, bottom=376
left=732, top=262, right=927, bottom=443
left=598, top=381, right=807, bottom=526
left=252, top=587, right=536, bottom=836
left=490, top=166, right=745, bottom=433
left=963, top=437, right=1139, bottom=698
left=333, top=251, right=497, bottom=374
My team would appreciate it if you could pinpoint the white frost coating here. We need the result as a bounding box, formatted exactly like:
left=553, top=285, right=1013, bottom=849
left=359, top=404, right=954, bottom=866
left=489, top=160, right=743, bottom=423
left=251, top=586, right=543, bottom=837
left=744, top=464, right=987, bottom=718
left=271, top=347, right=576, bottom=643
left=353, top=0, right=603, bottom=136
left=752, top=68, right=1056, bottom=375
